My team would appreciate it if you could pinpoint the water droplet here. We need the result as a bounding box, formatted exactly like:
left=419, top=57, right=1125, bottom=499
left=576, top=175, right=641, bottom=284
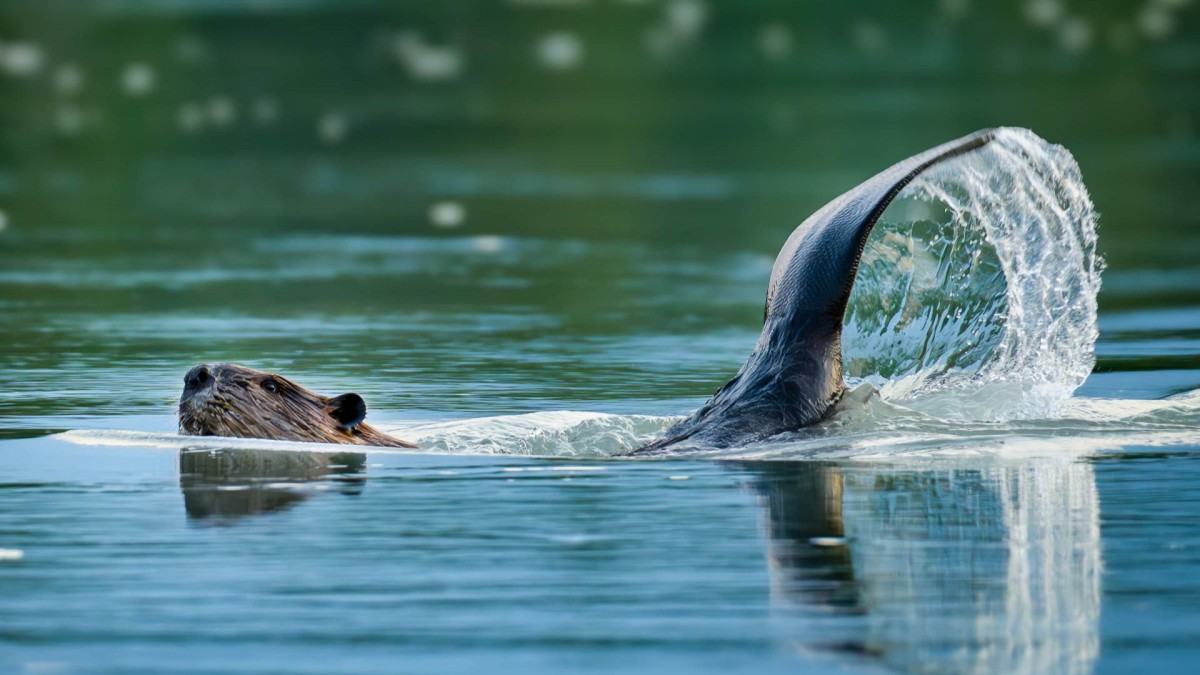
left=53, top=63, right=84, bottom=95
left=852, top=20, right=888, bottom=54
left=54, top=105, right=84, bottom=136
left=178, top=103, right=205, bottom=133
left=120, top=63, right=156, bottom=96
left=207, top=96, right=237, bottom=127
left=393, top=31, right=464, bottom=82
left=1, top=41, right=44, bottom=77
left=1138, top=4, right=1175, bottom=40
left=1059, top=17, right=1093, bottom=52
left=317, top=113, right=347, bottom=145
left=644, top=0, right=708, bottom=58
left=251, top=97, right=279, bottom=125
left=666, top=0, right=708, bottom=37
left=759, top=23, right=793, bottom=60
left=939, top=0, right=971, bottom=17
left=643, top=26, right=676, bottom=58
left=1025, top=0, right=1064, bottom=28
left=175, top=35, right=208, bottom=64
left=473, top=235, right=504, bottom=254
left=429, top=201, right=466, bottom=229
left=536, top=31, right=584, bottom=71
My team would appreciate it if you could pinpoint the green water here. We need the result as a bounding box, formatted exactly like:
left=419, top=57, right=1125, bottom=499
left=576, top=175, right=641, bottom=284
left=1, top=2, right=1199, bottom=673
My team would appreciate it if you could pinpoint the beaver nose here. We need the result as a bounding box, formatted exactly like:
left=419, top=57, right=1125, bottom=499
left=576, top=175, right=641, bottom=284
left=183, top=364, right=212, bottom=394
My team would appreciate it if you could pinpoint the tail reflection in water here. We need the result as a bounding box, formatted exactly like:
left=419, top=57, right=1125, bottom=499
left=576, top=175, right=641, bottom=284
left=179, top=447, right=367, bottom=520
left=742, top=461, right=1101, bottom=674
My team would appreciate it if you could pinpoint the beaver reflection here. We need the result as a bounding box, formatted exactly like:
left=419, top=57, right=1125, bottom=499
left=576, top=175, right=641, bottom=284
left=180, top=447, right=366, bottom=520
left=749, top=462, right=861, bottom=615
left=739, top=461, right=1101, bottom=674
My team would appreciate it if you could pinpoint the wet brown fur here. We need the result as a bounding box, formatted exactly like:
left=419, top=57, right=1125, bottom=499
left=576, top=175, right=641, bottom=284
left=178, top=363, right=416, bottom=448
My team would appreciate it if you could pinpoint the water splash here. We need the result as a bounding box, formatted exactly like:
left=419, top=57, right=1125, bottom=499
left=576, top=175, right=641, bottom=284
left=843, top=127, right=1103, bottom=421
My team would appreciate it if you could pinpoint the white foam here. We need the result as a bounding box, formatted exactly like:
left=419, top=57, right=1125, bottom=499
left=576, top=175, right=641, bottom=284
left=398, top=411, right=673, bottom=457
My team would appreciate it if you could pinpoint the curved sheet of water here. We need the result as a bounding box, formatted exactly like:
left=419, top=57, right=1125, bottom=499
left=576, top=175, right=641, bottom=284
left=844, top=127, right=1103, bottom=421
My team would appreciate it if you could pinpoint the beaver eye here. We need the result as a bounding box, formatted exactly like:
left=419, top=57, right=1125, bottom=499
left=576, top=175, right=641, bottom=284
left=261, top=379, right=279, bottom=394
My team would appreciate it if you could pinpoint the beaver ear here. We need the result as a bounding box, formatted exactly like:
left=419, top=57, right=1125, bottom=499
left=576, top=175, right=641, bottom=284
left=328, top=393, right=367, bottom=430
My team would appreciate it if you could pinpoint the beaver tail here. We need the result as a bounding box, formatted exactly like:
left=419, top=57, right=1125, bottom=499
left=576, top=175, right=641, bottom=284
left=633, top=129, right=998, bottom=455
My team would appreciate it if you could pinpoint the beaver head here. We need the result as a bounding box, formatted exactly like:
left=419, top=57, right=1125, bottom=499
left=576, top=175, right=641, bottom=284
left=178, top=363, right=416, bottom=448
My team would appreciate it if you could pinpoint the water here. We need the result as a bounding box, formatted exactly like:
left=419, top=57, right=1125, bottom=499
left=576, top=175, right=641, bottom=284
left=3, top=3, right=1200, bottom=673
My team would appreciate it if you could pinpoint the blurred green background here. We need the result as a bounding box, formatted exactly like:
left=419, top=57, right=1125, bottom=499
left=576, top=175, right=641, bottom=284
left=3, top=1, right=1197, bottom=253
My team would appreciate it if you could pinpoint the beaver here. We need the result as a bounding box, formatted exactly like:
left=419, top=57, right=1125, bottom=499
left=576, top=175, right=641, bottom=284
left=178, top=363, right=416, bottom=448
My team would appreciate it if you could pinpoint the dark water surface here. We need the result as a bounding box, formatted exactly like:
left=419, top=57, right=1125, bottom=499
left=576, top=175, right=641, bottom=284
left=2, top=2, right=1200, bottom=673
